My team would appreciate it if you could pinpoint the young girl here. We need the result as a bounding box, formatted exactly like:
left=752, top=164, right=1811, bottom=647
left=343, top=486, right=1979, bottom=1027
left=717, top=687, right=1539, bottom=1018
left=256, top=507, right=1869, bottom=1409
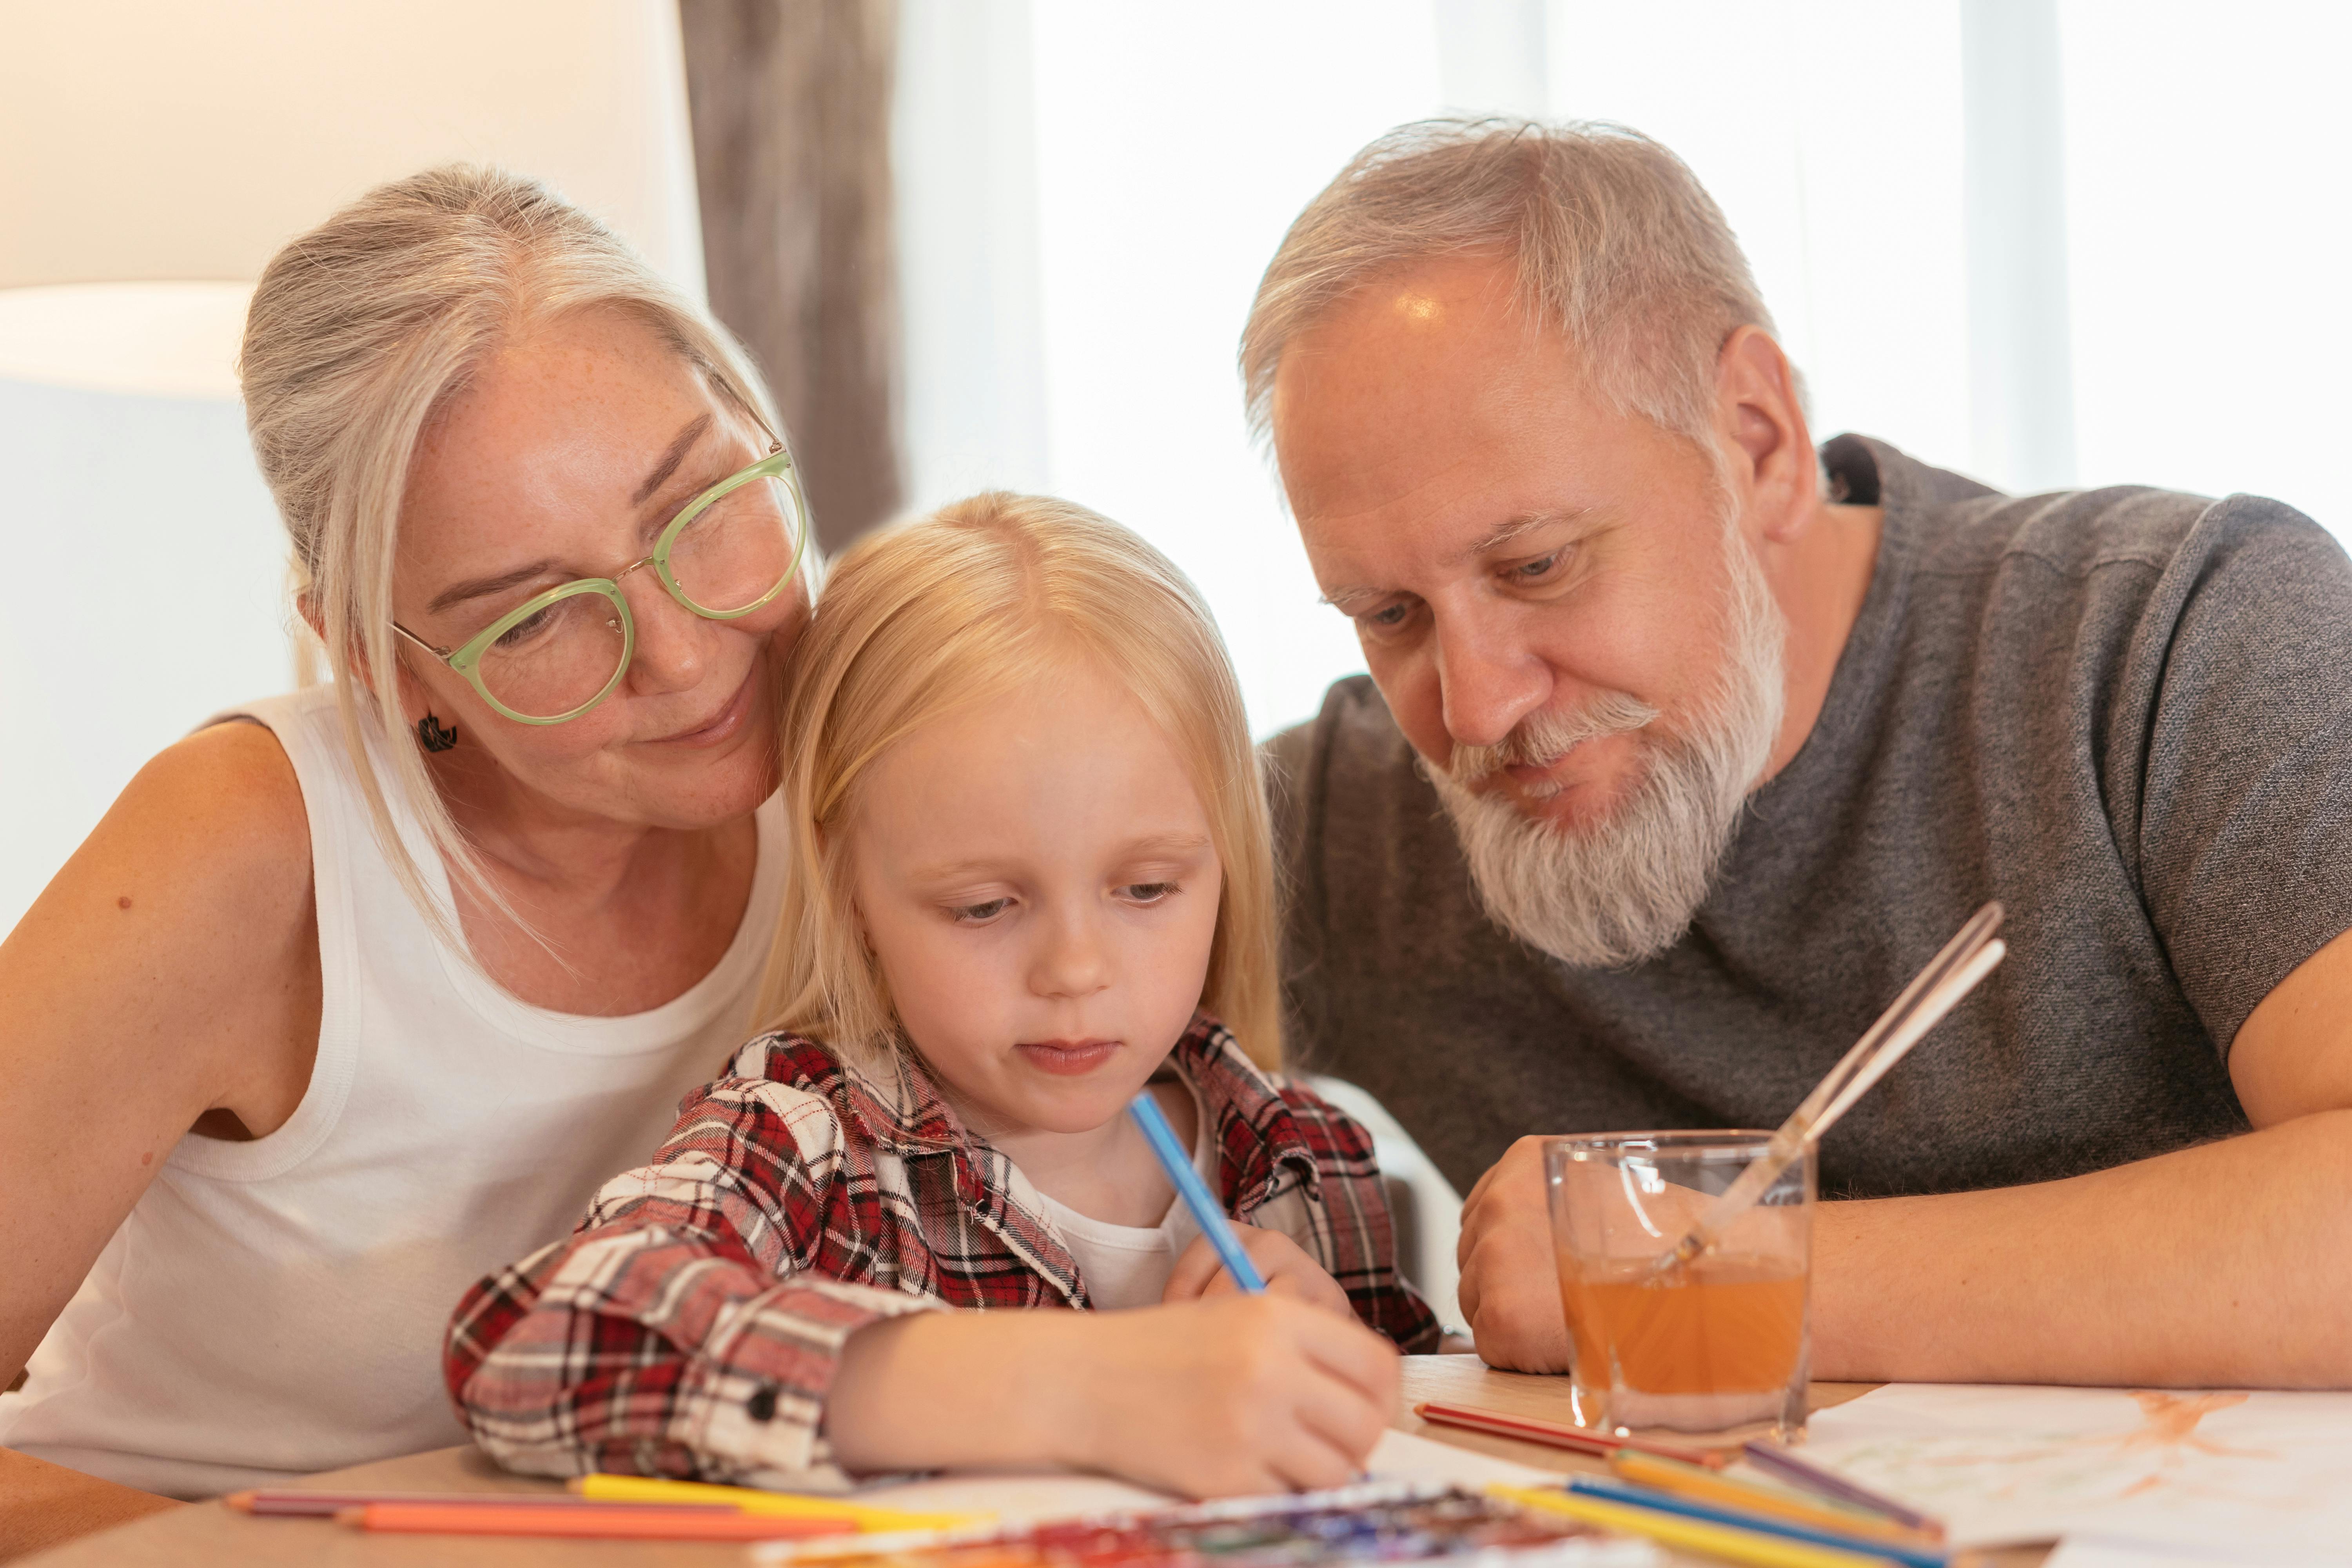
left=445, top=494, right=1437, bottom=1499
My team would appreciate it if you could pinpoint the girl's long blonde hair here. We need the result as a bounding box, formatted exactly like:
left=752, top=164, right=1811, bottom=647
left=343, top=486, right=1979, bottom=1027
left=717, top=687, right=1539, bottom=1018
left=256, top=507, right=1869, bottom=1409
left=238, top=165, right=784, bottom=938
left=754, top=492, right=1284, bottom=1071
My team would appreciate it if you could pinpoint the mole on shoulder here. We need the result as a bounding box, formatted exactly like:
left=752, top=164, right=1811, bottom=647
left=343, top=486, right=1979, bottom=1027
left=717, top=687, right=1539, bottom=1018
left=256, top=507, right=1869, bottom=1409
left=117, top=896, right=132, bottom=910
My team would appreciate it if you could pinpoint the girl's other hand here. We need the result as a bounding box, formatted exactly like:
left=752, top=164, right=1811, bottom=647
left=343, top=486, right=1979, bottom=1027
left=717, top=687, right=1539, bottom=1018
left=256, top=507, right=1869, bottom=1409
left=1162, top=1223, right=1354, bottom=1321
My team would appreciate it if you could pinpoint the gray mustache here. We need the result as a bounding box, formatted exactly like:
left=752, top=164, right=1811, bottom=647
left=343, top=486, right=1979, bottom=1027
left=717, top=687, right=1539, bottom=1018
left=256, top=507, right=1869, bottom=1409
left=1447, top=691, right=1661, bottom=785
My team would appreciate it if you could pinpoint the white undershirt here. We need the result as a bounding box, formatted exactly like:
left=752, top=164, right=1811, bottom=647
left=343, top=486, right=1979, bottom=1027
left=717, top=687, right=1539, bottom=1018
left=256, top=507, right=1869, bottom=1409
left=1029, top=1080, right=1218, bottom=1310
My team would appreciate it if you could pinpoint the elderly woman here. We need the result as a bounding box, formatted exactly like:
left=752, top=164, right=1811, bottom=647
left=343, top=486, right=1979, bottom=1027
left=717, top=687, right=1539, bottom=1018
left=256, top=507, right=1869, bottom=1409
left=0, top=168, right=811, bottom=1545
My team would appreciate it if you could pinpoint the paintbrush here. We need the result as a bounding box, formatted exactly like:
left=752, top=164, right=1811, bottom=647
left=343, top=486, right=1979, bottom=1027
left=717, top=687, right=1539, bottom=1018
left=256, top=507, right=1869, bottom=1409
left=1648, top=902, right=2007, bottom=1278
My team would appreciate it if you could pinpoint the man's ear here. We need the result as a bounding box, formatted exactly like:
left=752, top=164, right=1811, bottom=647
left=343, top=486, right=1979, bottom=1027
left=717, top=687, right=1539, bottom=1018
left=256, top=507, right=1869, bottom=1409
left=1715, top=325, right=1819, bottom=542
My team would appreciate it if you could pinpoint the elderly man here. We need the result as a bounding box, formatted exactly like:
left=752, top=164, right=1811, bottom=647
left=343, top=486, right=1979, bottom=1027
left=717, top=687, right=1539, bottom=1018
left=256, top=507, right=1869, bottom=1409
left=1247, top=118, right=2352, bottom=1385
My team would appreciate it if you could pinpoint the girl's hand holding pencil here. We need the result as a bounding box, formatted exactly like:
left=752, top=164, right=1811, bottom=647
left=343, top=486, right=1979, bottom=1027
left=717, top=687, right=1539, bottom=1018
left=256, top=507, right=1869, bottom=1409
left=1056, top=1292, right=1401, bottom=1497
left=826, top=1292, right=1400, bottom=1498
left=1161, top=1224, right=1357, bottom=1318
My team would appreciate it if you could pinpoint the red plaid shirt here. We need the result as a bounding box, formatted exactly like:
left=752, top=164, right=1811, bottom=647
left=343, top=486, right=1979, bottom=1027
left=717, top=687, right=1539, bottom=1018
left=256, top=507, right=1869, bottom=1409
left=445, top=1014, right=1437, bottom=1490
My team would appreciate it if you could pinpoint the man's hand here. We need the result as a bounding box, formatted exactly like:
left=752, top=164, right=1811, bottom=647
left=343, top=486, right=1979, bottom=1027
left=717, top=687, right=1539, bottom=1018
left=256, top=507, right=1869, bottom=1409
left=1456, top=1136, right=1571, bottom=1372
left=1163, top=1223, right=1354, bottom=1320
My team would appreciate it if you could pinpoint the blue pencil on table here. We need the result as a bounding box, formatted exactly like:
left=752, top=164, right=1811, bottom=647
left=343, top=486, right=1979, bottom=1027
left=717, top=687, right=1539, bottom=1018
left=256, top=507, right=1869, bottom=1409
left=1129, top=1091, right=1266, bottom=1292
left=1564, top=1477, right=1949, bottom=1568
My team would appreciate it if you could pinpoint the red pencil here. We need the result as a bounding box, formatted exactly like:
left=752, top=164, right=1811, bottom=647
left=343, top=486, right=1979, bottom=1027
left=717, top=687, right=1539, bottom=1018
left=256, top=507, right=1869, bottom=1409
left=1414, top=1400, right=1731, bottom=1468
left=341, top=1501, right=861, bottom=1540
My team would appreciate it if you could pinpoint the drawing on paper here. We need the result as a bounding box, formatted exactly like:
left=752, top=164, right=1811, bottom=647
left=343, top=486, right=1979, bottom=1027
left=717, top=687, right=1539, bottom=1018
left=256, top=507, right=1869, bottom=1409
left=1796, top=1383, right=2352, bottom=1559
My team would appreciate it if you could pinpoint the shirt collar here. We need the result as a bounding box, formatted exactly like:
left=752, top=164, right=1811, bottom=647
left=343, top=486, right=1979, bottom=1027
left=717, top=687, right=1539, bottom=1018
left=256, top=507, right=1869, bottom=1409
left=824, top=1012, right=1322, bottom=1217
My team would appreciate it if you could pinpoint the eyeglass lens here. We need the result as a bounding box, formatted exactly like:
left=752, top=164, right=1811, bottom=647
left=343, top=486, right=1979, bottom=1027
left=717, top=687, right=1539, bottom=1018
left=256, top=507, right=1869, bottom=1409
left=471, top=474, right=800, bottom=720
left=667, top=473, right=802, bottom=615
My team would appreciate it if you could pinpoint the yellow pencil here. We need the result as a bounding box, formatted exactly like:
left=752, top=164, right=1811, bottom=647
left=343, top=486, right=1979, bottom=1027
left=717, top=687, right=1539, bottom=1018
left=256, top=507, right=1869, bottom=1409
left=1610, top=1452, right=1937, bottom=1546
left=1491, top=1483, right=1904, bottom=1568
left=568, top=1474, right=979, bottom=1532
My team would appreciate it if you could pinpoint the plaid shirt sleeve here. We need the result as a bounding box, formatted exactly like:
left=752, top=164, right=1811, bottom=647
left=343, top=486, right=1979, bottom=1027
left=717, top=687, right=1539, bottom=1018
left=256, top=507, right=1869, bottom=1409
left=1265, top=1082, right=1445, bottom=1354
left=443, top=1046, right=944, bottom=1491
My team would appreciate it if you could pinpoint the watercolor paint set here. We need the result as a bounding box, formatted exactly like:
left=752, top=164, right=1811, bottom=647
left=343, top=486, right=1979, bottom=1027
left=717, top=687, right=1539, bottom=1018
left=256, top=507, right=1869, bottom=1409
left=773, top=1482, right=1649, bottom=1568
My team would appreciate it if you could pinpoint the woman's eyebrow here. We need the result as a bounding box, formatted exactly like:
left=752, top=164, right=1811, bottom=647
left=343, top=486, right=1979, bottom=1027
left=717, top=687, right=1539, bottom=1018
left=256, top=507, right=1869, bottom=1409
left=632, top=412, right=714, bottom=506
left=428, top=559, right=559, bottom=617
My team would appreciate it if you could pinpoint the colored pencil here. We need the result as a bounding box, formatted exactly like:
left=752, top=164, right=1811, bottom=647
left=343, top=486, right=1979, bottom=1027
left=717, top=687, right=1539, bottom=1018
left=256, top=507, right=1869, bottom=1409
left=570, top=1472, right=979, bottom=1530
left=1131, top=1090, right=1265, bottom=1292
left=1414, top=1400, right=1730, bottom=1468
left=1570, top=1477, right=1947, bottom=1568
left=226, top=1488, right=725, bottom=1517
left=341, top=1501, right=861, bottom=1539
left=1744, top=1440, right=1945, bottom=1535
left=1492, top=1484, right=1900, bottom=1568
left=1610, top=1451, right=1940, bottom=1546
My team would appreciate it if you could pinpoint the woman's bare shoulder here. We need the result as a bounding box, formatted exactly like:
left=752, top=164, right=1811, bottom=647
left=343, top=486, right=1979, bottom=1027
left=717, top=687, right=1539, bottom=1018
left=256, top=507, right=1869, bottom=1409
left=6, top=718, right=316, bottom=1007
left=115, top=719, right=313, bottom=896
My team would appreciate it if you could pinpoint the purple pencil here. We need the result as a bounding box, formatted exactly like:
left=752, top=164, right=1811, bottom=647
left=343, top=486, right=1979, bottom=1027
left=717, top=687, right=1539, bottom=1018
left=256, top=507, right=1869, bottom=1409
left=1740, top=1443, right=1945, bottom=1539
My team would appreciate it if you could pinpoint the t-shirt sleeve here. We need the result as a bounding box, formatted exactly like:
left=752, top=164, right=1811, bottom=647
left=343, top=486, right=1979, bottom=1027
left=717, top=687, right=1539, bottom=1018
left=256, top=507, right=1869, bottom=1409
left=2131, top=497, right=2352, bottom=1053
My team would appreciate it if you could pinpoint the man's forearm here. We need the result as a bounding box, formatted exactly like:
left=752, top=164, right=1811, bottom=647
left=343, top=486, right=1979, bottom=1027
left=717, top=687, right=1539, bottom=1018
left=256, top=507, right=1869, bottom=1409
left=1813, top=1109, right=2352, bottom=1386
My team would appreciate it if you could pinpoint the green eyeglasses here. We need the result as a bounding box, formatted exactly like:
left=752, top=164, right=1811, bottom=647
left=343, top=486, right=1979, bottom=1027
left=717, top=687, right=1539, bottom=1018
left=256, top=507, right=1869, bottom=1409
left=393, top=446, right=809, bottom=724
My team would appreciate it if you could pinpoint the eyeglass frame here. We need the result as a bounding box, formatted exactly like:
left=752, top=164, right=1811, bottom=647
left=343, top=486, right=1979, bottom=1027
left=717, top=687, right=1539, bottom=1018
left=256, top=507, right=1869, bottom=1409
left=390, top=443, right=809, bottom=726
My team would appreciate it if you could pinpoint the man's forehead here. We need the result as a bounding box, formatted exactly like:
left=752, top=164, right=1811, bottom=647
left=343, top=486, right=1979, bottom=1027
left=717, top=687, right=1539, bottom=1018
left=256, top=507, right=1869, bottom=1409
left=1272, top=258, right=1530, bottom=424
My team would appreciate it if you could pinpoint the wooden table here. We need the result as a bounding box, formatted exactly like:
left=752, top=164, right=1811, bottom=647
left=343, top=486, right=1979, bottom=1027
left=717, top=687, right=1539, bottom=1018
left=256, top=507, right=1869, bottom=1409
left=20, top=1358, right=2048, bottom=1566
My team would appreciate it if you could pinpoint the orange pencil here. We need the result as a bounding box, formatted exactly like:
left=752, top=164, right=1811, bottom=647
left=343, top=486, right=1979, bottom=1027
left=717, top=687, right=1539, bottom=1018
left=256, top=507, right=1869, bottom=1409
left=1414, top=1401, right=1731, bottom=1468
left=342, top=1501, right=861, bottom=1540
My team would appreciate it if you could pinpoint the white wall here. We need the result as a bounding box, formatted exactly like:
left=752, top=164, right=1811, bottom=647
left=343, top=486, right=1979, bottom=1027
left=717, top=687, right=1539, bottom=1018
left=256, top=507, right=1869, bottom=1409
left=2061, top=0, right=2352, bottom=529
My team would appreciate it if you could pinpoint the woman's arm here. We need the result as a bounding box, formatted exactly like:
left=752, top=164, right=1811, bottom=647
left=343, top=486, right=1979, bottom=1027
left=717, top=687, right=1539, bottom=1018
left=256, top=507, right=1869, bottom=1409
left=0, top=1449, right=180, bottom=1561
left=0, top=721, right=320, bottom=1382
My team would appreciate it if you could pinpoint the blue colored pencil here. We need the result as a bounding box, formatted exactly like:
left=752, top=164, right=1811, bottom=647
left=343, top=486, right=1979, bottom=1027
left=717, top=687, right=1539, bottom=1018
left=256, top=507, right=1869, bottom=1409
left=1565, top=1477, right=1948, bottom=1568
left=1129, top=1091, right=1265, bottom=1292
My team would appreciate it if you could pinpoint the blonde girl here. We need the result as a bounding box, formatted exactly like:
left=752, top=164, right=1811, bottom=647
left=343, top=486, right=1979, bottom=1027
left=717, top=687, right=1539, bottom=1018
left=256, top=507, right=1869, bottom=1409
left=449, top=494, right=1436, bottom=1498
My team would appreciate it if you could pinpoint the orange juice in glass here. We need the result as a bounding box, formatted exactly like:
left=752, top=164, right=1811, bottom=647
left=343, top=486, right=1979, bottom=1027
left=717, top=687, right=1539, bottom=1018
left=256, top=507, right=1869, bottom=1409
left=1544, top=1132, right=1814, bottom=1443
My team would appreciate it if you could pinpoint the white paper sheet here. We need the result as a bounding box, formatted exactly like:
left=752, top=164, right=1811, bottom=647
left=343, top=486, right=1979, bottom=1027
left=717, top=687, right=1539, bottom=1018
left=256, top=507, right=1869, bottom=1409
left=1801, top=1383, right=2352, bottom=1563
left=2041, top=1537, right=2277, bottom=1568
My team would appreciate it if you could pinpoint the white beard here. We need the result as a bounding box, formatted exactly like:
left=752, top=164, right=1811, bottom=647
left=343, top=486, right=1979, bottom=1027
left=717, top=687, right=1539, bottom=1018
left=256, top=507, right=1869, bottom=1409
left=1424, top=521, right=1788, bottom=969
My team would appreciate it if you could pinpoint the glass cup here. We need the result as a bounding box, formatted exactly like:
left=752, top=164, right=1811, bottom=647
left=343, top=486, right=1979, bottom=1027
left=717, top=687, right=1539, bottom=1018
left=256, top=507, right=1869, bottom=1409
left=1543, top=1132, right=1815, bottom=1443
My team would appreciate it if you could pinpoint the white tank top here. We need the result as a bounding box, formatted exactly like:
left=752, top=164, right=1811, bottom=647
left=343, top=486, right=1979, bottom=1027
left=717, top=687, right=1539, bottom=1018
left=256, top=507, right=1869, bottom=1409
left=0, top=686, right=788, bottom=1498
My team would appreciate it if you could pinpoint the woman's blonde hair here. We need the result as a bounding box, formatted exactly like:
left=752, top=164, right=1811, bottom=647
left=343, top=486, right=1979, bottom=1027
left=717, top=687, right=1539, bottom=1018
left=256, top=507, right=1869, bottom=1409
left=238, top=165, right=783, bottom=934
left=754, top=493, right=1284, bottom=1071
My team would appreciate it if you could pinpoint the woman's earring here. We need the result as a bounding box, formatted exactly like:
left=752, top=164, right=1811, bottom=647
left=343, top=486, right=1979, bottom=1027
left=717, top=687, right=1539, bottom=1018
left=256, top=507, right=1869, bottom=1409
left=417, top=713, right=459, bottom=753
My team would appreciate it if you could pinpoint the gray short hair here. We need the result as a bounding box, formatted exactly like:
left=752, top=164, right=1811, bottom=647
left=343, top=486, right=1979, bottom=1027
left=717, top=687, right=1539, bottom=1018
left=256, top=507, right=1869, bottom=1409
left=1240, top=117, right=1780, bottom=453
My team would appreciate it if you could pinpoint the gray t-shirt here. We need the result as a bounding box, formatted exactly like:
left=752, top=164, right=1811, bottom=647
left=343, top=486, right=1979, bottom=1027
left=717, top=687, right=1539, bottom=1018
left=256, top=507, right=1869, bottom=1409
left=1268, top=435, right=2352, bottom=1200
